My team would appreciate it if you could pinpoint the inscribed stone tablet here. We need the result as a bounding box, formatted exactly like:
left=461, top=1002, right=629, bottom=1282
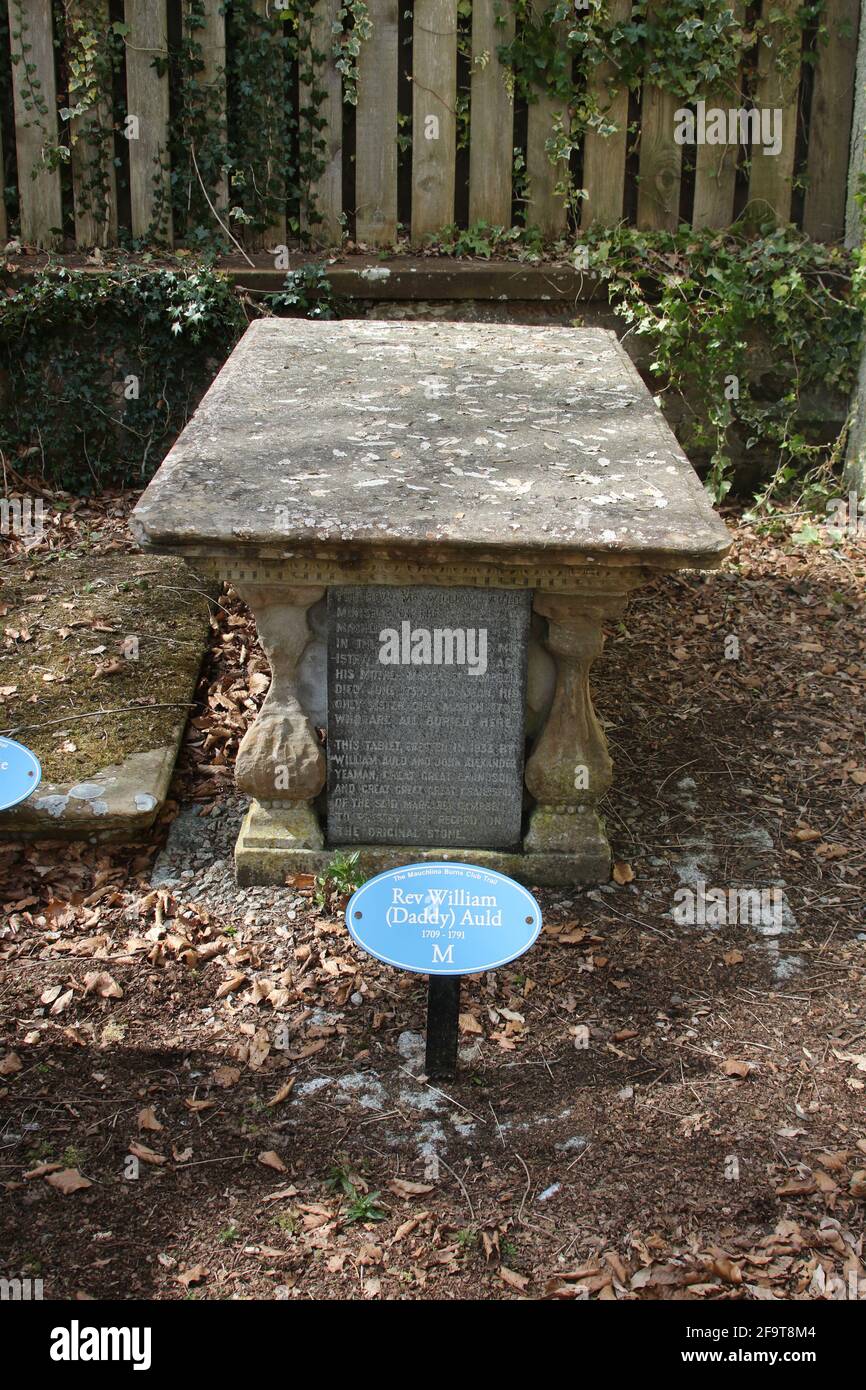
left=327, top=586, right=530, bottom=848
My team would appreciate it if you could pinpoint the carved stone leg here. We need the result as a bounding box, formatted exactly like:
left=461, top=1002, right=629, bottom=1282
left=524, top=589, right=627, bottom=878
left=234, top=584, right=325, bottom=883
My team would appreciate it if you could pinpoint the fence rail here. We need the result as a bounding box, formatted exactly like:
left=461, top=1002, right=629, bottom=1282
left=1, top=0, right=861, bottom=253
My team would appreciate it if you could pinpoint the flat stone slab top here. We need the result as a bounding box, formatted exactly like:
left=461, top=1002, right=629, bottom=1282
left=132, top=319, right=730, bottom=572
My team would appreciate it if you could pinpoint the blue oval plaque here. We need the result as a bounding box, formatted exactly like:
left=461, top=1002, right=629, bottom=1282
left=0, top=736, right=41, bottom=811
left=346, top=862, right=542, bottom=976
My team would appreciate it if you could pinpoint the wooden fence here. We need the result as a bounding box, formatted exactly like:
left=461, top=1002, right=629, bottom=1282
left=1, top=0, right=861, bottom=252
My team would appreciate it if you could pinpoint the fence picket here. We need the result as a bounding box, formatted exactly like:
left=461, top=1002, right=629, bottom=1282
left=186, top=0, right=227, bottom=216
left=299, top=0, right=343, bottom=245
left=411, top=0, right=458, bottom=243
left=356, top=0, right=399, bottom=246
left=637, top=85, right=682, bottom=231
left=692, top=1, right=745, bottom=231
left=9, top=0, right=63, bottom=248
left=124, top=0, right=173, bottom=243
left=525, top=0, right=568, bottom=239
left=804, top=0, right=859, bottom=241
left=637, top=1, right=682, bottom=233
left=469, top=0, right=515, bottom=228
left=746, top=0, right=801, bottom=225
left=581, top=0, right=630, bottom=228
left=245, top=0, right=286, bottom=252
left=0, top=106, right=6, bottom=244
left=69, top=1, right=118, bottom=248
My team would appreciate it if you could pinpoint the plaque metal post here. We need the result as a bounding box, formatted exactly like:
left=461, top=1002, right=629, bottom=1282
left=425, top=976, right=460, bottom=1079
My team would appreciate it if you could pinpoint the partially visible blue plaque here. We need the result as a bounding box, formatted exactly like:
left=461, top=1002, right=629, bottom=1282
left=0, top=737, right=41, bottom=811
left=346, top=862, right=542, bottom=976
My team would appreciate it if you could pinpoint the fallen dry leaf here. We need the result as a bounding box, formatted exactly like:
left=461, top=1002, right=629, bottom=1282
left=137, top=1107, right=163, bottom=1132
left=833, top=1050, right=866, bottom=1073
left=83, top=971, right=122, bottom=999
left=394, top=1215, right=426, bottom=1241
left=481, top=1230, right=500, bottom=1263
left=50, top=989, right=74, bottom=1016
left=387, top=1178, right=435, bottom=1199
left=211, top=1066, right=241, bottom=1089
left=258, top=1150, right=287, bottom=1173
left=612, top=861, right=635, bottom=885
left=722, top=1059, right=753, bottom=1078
left=849, top=1170, right=866, bottom=1198
left=248, top=1029, right=271, bottom=1070
left=94, top=658, right=125, bottom=678
left=500, top=1266, right=529, bottom=1292
left=285, top=873, right=315, bottom=891
left=812, top=1169, right=838, bottom=1193
left=24, top=1162, right=62, bottom=1180
left=815, top=1150, right=849, bottom=1171
left=268, top=1077, right=296, bottom=1107
left=46, top=1168, right=92, bottom=1195
left=775, top=1177, right=817, bottom=1197
left=129, top=1141, right=167, bottom=1166
left=216, top=972, right=247, bottom=1000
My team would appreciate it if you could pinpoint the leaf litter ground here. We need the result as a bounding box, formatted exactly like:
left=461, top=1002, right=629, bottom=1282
left=1, top=499, right=865, bottom=1301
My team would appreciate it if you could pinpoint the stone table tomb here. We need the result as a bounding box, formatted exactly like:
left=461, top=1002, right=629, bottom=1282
left=132, top=319, right=730, bottom=885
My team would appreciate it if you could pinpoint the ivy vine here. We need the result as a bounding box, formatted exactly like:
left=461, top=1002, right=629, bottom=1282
left=0, top=263, right=343, bottom=490
left=58, top=1, right=124, bottom=245
left=583, top=221, right=859, bottom=503
left=9, top=0, right=68, bottom=174
left=498, top=1, right=827, bottom=211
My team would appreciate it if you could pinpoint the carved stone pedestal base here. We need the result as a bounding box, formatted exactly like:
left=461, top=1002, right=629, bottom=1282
left=236, top=802, right=324, bottom=885
left=524, top=804, right=611, bottom=876
left=521, top=588, right=628, bottom=881
left=234, top=839, right=613, bottom=889
left=231, top=581, right=327, bottom=885
left=232, top=579, right=630, bottom=887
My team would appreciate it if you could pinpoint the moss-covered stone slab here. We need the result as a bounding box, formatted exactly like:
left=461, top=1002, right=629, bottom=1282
left=0, top=552, right=212, bottom=842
